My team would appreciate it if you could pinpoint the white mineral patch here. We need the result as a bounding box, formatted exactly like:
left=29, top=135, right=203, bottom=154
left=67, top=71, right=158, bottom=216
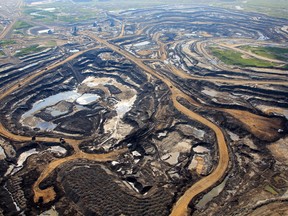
left=193, top=146, right=210, bottom=153
left=76, top=93, right=100, bottom=105
left=172, top=140, right=191, bottom=153
left=158, top=131, right=168, bottom=138
left=83, top=76, right=138, bottom=93
left=82, top=76, right=109, bottom=87
left=102, top=95, right=137, bottom=149
left=202, top=88, right=218, bottom=97
left=134, top=41, right=150, bottom=47
left=227, top=131, right=240, bottom=141
left=111, top=161, right=119, bottom=166
left=162, top=152, right=180, bottom=165
left=4, top=165, right=14, bottom=177
left=192, top=128, right=205, bottom=139
left=63, top=77, right=73, bottom=84
left=30, top=12, right=41, bottom=16
left=17, top=149, right=38, bottom=167
left=127, top=182, right=140, bottom=193
left=132, top=151, right=141, bottom=157
left=11, top=149, right=38, bottom=175
left=69, top=49, right=79, bottom=53
left=47, top=146, right=67, bottom=155
left=42, top=8, right=56, bottom=12
left=115, top=95, right=137, bottom=116
left=161, top=154, right=170, bottom=161
left=19, top=62, right=38, bottom=71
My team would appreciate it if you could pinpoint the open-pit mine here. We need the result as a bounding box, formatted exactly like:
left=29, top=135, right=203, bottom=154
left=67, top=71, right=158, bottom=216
left=0, top=0, right=288, bottom=215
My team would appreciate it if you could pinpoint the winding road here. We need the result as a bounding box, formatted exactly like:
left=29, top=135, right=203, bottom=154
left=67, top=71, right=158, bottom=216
left=83, top=31, right=230, bottom=216
left=0, top=8, right=287, bottom=213
left=84, top=30, right=288, bottom=215
left=0, top=27, right=229, bottom=214
left=0, top=44, right=129, bottom=204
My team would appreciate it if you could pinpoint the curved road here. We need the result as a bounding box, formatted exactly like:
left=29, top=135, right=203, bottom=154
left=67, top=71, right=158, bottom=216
left=0, top=24, right=284, bottom=214
left=0, top=46, right=101, bottom=101
left=0, top=4, right=286, bottom=215
left=83, top=31, right=230, bottom=216
left=0, top=44, right=129, bottom=204
left=83, top=30, right=288, bottom=215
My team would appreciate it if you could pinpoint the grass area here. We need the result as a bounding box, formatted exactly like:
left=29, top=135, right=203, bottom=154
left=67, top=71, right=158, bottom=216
left=45, top=40, right=57, bottom=47
left=46, top=0, right=288, bottom=16
left=84, top=0, right=288, bottom=12
left=240, top=0, right=288, bottom=19
left=209, top=46, right=278, bottom=68
left=15, top=45, right=46, bottom=57
left=24, top=7, right=58, bottom=22
left=264, top=184, right=278, bottom=195
left=0, top=40, right=16, bottom=47
left=242, top=0, right=288, bottom=8
left=22, top=0, right=238, bottom=12
left=23, top=0, right=288, bottom=23
left=212, top=0, right=288, bottom=19
left=24, top=5, right=98, bottom=23
left=13, top=20, right=33, bottom=30
left=58, top=14, right=96, bottom=23
left=13, top=30, right=25, bottom=35
left=240, top=46, right=288, bottom=62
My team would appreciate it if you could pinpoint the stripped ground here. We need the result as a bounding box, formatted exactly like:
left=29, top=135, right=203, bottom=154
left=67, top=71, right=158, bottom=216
left=84, top=32, right=230, bottom=216
left=223, top=109, right=283, bottom=141
left=33, top=148, right=128, bottom=203
left=1, top=6, right=288, bottom=215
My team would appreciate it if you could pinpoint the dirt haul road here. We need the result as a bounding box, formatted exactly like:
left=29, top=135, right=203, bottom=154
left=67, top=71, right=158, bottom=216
left=84, top=31, right=229, bottom=216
